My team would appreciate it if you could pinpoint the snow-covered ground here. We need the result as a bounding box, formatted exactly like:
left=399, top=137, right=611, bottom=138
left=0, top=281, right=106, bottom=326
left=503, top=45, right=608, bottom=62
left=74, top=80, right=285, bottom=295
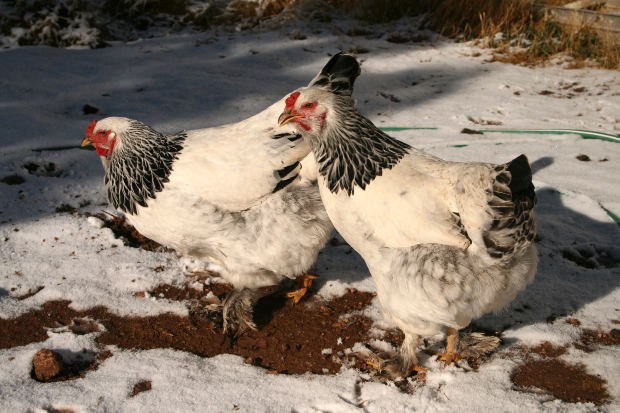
left=1, top=18, right=619, bottom=412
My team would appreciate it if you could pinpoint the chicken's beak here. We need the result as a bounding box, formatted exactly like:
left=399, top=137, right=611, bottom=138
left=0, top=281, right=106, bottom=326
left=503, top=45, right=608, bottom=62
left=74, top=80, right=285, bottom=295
left=81, top=136, right=93, bottom=148
left=278, top=110, right=299, bottom=126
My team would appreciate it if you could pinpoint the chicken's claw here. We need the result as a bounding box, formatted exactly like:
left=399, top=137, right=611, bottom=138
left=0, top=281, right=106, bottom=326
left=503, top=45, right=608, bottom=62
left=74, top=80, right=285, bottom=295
left=362, top=349, right=426, bottom=381
left=286, top=274, right=318, bottom=304
left=436, top=351, right=463, bottom=365
left=411, top=365, right=428, bottom=381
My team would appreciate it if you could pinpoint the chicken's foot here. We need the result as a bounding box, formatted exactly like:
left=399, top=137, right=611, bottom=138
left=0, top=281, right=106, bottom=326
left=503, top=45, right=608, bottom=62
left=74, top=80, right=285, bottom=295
left=286, top=273, right=318, bottom=304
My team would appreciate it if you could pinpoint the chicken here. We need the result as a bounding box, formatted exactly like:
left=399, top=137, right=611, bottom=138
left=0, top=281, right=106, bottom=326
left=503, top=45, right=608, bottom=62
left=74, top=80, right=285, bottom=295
left=82, top=53, right=361, bottom=335
left=278, top=86, right=537, bottom=378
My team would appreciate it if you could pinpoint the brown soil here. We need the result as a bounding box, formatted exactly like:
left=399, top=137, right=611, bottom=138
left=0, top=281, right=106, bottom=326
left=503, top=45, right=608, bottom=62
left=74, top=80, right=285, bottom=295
left=512, top=359, right=610, bottom=405
left=2, top=265, right=616, bottom=404
left=510, top=325, right=616, bottom=405
left=576, top=328, right=620, bottom=352
left=528, top=341, right=568, bottom=358
left=0, top=284, right=377, bottom=376
left=129, top=380, right=152, bottom=397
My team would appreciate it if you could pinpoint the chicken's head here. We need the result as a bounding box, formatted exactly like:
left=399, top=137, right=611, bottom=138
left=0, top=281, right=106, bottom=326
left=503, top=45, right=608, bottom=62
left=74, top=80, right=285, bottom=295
left=278, top=89, right=334, bottom=134
left=82, top=119, right=117, bottom=159
left=82, top=117, right=134, bottom=160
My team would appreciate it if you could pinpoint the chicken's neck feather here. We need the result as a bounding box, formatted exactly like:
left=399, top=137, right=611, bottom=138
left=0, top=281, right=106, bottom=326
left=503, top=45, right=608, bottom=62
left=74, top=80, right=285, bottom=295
left=311, top=98, right=411, bottom=196
left=105, top=121, right=186, bottom=214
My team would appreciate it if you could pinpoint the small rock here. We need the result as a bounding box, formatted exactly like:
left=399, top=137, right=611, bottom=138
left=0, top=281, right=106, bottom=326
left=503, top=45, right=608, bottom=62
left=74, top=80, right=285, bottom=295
left=83, top=104, right=99, bottom=115
left=69, top=318, right=101, bottom=335
left=0, top=175, right=25, bottom=185
left=377, top=91, right=401, bottom=103
left=386, top=32, right=409, bottom=43
left=33, top=349, right=63, bottom=381
left=22, top=161, right=61, bottom=177
left=22, top=162, right=39, bottom=174
left=289, top=29, right=306, bottom=40
left=55, top=204, right=77, bottom=214
left=349, top=46, right=369, bottom=54
left=576, top=154, right=591, bottom=162
left=461, top=128, right=483, bottom=135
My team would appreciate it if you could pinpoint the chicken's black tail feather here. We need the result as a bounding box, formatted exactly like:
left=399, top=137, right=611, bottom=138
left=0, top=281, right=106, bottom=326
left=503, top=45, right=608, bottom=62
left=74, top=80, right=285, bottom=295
left=507, top=154, right=535, bottom=198
left=308, top=52, right=361, bottom=97
left=483, top=154, right=537, bottom=260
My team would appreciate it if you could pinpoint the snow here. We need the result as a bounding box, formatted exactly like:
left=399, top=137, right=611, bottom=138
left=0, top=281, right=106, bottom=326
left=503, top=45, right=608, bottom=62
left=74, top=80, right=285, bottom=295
left=1, top=18, right=619, bottom=412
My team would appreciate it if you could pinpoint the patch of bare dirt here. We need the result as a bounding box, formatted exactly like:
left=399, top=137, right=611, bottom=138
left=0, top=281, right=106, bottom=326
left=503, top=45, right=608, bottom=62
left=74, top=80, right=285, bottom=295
left=510, top=329, right=614, bottom=405
left=575, top=328, right=620, bottom=352
left=512, top=359, right=610, bottom=405
left=0, top=286, right=376, bottom=376
left=528, top=341, right=568, bottom=358
left=129, top=380, right=152, bottom=397
left=149, top=283, right=232, bottom=300
left=102, top=287, right=375, bottom=375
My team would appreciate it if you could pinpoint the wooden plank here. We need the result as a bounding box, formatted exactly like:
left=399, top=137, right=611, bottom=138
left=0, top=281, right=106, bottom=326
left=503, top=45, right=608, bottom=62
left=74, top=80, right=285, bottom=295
left=604, top=0, right=620, bottom=13
left=563, top=0, right=606, bottom=10
left=545, top=5, right=620, bottom=38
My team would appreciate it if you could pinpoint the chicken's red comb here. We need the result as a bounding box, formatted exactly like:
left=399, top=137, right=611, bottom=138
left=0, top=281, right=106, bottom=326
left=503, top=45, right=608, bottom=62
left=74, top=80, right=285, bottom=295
left=86, top=119, right=97, bottom=137
left=285, top=91, right=300, bottom=109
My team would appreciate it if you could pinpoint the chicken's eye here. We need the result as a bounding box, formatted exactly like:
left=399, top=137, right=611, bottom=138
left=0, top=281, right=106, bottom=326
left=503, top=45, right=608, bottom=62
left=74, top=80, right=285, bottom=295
left=303, top=102, right=316, bottom=109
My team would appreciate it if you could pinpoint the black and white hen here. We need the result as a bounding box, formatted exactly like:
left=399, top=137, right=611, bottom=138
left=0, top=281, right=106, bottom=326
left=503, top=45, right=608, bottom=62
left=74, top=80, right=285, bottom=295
left=279, top=85, right=537, bottom=377
left=82, top=53, right=361, bottom=335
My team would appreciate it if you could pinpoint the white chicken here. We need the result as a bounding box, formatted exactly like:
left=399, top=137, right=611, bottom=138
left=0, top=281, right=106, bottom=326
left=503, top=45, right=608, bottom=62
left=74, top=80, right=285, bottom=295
left=82, top=53, right=361, bottom=335
left=279, top=86, right=537, bottom=378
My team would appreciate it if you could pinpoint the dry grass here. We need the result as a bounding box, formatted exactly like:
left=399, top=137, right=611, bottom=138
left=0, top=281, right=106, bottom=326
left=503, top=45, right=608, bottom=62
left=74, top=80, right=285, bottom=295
left=424, top=0, right=534, bottom=39
left=327, top=0, right=431, bottom=22
left=418, top=0, right=619, bottom=69
left=296, top=0, right=617, bottom=68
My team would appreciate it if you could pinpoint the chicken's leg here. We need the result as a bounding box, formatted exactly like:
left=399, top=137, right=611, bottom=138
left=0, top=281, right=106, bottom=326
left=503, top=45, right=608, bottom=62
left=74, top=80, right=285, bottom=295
left=286, top=273, right=318, bottom=304
left=437, top=327, right=462, bottom=364
left=222, top=288, right=258, bottom=336
left=365, top=333, right=427, bottom=380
